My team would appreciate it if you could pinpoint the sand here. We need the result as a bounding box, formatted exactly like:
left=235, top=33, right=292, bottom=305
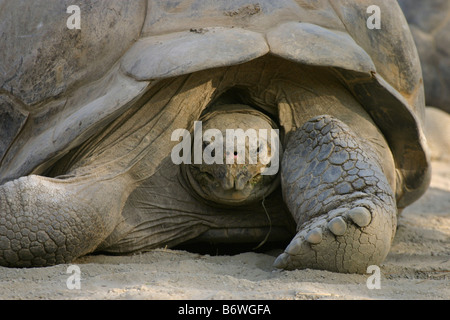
left=0, top=160, right=448, bottom=300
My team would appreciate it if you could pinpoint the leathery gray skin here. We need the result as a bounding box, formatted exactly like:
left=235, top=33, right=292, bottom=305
left=274, top=116, right=396, bottom=273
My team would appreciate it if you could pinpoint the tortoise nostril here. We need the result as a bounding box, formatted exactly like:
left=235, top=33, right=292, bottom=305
left=235, top=178, right=246, bottom=191
left=221, top=176, right=234, bottom=190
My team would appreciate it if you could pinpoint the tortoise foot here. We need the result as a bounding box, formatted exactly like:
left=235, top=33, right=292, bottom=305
left=274, top=202, right=394, bottom=273
left=278, top=115, right=397, bottom=273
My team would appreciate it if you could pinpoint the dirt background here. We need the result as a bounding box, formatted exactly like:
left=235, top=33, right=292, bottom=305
left=0, top=158, right=448, bottom=300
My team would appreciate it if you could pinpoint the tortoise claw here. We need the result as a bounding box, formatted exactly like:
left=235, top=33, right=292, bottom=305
left=348, top=207, right=372, bottom=227
left=273, top=203, right=396, bottom=273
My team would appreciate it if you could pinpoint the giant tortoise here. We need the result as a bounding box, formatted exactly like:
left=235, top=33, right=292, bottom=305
left=0, top=0, right=430, bottom=273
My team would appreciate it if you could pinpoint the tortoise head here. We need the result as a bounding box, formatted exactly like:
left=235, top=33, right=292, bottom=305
left=184, top=105, right=281, bottom=206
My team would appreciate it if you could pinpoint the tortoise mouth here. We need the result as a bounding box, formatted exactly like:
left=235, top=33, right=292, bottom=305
left=183, top=156, right=279, bottom=207
left=186, top=165, right=273, bottom=203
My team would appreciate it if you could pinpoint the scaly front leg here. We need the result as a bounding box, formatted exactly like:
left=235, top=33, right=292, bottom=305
left=275, top=115, right=397, bottom=273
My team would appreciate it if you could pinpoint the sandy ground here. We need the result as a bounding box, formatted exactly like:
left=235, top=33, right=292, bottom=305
left=0, top=161, right=448, bottom=300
